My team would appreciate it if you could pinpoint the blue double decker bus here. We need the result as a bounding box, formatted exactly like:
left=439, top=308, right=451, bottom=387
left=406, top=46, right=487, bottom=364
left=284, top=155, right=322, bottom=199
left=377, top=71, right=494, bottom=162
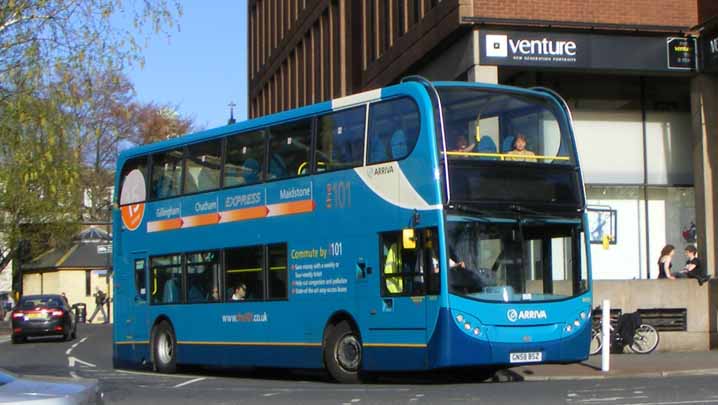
left=113, top=77, right=591, bottom=383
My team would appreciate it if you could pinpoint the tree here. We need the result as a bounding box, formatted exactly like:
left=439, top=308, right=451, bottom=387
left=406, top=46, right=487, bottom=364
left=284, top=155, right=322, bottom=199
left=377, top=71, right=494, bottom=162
left=130, top=101, right=196, bottom=145
left=0, top=0, right=182, bottom=100
left=0, top=76, right=82, bottom=265
left=0, top=0, right=182, bottom=279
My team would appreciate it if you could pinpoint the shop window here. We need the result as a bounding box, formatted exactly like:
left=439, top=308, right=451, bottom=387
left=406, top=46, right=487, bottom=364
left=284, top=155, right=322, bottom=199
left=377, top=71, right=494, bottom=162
left=225, top=130, right=266, bottom=187
left=367, top=98, right=420, bottom=164
left=119, top=156, right=147, bottom=205
left=225, top=246, right=264, bottom=301
left=316, top=106, right=366, bottom=171
left=184, top=140, right=221, bottom=193
left=134, top=259, right=147, bottom=300
left=186, top=251, right=220, bottom=303
left=267, top=244, right=288, bottom=299
left=150, top=255, right=183, bottom=304
left=267, top=119, right=312, bottom=179
left=150, top=149, right=184, bottom=199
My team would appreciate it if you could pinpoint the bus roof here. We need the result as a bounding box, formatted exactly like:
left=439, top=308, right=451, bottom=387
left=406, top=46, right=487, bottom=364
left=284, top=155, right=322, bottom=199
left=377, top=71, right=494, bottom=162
left=116, top=80, right=563, bottom=164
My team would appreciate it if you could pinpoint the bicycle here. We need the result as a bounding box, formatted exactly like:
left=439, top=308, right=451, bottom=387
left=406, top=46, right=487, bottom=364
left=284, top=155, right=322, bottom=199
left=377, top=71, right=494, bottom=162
left=590, top=318, right=660, bottom=355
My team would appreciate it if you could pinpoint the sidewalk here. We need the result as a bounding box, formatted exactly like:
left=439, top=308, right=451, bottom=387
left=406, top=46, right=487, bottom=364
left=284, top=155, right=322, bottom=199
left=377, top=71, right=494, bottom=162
left=512, top=351, right=718, bottom=381
left=0, top=320, right=9, bottom=337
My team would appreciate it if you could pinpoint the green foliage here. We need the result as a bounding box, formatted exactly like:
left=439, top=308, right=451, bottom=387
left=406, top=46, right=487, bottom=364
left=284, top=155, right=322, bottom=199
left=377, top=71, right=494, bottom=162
left=0, top=0, right=183, bottom=274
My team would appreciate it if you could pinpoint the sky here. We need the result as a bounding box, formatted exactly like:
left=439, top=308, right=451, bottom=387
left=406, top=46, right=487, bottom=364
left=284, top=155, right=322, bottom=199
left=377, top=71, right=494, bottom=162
left=125, top=2, right=248, bottom=130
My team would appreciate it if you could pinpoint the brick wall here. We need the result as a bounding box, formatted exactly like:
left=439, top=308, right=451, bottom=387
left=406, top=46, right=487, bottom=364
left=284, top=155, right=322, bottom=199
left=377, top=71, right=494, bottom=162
left=472, top=0, right=697, bottom=29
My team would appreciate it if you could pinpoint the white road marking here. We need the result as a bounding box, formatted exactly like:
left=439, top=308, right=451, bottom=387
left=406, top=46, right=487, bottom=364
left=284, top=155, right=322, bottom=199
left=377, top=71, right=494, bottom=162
left=351, top=399, right=360, bottom=403
left=262, top=393, right=280, bottom=397
left=173, top=377, right=207, bottom=388
left=65, top=336, right=88, bottom=356
left=115, top=369, right=211, bottom=379
left=69, top=371, right=80, bottom=379
left=578, top=397, right=647, bottom=403
left=67, top=356, right=97, bottom=368
left=623, top=401, right=718, bottom=405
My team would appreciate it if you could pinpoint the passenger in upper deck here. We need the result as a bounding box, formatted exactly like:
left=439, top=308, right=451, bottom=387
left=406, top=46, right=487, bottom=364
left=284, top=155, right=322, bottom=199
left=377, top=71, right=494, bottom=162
left=506, top=133, right=537, bottom=162
left=453, top=134, right=476, bottom=152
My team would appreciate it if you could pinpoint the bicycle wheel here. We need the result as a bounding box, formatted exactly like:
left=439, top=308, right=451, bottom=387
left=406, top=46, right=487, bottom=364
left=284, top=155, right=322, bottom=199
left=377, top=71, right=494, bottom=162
left=630, top=324, right=660, bottom=354
left=589, top=327, right=602, bottom=355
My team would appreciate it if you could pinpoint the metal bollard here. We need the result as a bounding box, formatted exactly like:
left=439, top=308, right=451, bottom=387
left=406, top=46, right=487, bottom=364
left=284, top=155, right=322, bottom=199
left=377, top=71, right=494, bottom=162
left=601, top=299, right=610, bottom=372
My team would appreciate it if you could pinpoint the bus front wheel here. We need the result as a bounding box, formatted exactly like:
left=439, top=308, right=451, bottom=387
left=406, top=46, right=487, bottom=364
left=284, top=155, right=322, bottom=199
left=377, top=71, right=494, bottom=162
left=324, top=321, right=362, bottom=384
left=152, top=321, right=177, bottom=373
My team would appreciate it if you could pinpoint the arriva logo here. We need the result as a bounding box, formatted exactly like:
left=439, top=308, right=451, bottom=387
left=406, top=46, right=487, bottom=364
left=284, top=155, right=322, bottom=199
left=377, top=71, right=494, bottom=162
left=507, top=309, right=548, bottom=322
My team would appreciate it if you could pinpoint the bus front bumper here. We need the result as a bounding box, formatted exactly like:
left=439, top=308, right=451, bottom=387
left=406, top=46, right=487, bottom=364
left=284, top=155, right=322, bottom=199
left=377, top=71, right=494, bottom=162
left=427, top=308, right=591, bottom=369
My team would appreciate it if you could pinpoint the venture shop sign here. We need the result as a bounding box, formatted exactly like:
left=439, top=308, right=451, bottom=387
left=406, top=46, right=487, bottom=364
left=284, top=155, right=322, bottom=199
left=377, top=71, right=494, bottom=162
left=480, top=30, right=696, bottom=72
left=482, top=31, right=586, bottom=67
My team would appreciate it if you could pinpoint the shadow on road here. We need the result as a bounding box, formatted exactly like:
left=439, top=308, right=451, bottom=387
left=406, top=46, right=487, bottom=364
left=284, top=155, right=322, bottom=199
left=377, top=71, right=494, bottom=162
left=163, top=364, right=526, bottom=385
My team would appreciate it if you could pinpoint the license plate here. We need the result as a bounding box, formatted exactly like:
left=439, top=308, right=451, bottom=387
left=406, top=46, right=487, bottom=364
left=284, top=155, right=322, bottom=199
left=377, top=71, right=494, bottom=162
left=510, top=352, right=543, bottom=363
left=27, top=313, right=46, bottom=320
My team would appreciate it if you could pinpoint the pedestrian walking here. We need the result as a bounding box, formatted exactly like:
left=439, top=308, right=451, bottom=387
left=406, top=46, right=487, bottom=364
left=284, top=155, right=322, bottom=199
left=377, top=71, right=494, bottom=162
left=88, top=287, right=108, bottom=324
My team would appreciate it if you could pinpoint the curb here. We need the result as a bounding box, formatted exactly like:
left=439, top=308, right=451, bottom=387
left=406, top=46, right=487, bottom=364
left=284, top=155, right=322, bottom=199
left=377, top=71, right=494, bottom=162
left=521, top=368, right=718, bottom=381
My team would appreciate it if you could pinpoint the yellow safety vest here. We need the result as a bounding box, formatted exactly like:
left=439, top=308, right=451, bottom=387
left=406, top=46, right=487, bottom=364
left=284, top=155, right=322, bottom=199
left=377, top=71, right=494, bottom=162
left=384, top=243, right=403, bottom=293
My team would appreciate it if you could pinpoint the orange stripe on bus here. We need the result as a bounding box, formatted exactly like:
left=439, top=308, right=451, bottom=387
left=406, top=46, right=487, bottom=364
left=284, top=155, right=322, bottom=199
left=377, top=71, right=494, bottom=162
left=267, top=199, right=315, bottom=217
left=220, top=205, right=270, bottom=223
left=182, top=212, right=221, bottom=228
left=147, top=217, right=183, bottom=232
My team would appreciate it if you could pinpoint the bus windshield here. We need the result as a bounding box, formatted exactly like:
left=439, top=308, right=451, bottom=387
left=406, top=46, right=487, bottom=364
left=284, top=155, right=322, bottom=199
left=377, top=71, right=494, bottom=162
left=438, top=87, right=575, bottom=164
left=446, top=215, right=588, bottom=302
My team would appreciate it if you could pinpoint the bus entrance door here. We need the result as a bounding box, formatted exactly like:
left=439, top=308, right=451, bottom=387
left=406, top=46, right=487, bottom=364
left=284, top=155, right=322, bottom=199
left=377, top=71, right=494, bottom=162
left=128, top=253, right=149, bottom=352
left=358, top=230, right=429, bottom=370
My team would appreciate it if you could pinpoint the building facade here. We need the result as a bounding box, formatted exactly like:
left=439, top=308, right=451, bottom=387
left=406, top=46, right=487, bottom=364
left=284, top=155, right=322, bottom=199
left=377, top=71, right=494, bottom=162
left=248, top=0, right=718, bottom=280
left=22, top=227, right=113, bottom=322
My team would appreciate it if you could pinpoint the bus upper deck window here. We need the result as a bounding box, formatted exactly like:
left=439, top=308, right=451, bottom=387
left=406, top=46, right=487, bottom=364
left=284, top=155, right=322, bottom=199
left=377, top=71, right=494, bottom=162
left=185, top=140, right=221, bottom=193
left=317, top=106, right=365, bottom=172
left=225, top=130, right=266, bottom=187
left=367, top=98, right=420, bottom=165
left=267, top=119, right=311, bottom=179
left=150, top=149, right=183, bottom=200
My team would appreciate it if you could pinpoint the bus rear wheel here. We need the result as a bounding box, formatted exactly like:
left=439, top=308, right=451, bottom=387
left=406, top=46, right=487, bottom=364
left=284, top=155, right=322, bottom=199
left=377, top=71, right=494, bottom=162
left=324, top=321, right=362, bottom=384
left=152, top=321, right=177, bottom=373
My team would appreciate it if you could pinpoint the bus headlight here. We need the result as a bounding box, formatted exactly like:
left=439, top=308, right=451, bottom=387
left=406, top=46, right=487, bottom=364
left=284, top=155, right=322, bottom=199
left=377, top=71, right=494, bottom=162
left=565, top=324, right=573, bottom=333
left=473, top=327, right=480, bottom=336
left=456, top=314, right=464, bottom=323
left=580, top=311, right=587, bottom=320
left=464, top=322, right=472, bottom=330
left=573, top=320, right=580, bottom=327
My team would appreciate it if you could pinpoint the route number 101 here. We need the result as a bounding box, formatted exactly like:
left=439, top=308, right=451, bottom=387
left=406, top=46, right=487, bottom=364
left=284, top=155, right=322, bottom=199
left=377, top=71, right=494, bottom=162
left=326, top=181, right=351, bottom=209
left=328, top=242, right=343, bottom=257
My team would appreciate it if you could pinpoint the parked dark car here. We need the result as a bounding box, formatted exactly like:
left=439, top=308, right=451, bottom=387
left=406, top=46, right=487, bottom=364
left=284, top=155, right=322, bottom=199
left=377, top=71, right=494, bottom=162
left=11, top=294, right=77, bottom=344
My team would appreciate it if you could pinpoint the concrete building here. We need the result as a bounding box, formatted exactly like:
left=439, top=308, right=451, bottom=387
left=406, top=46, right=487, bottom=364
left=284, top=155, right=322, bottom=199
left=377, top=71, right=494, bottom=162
left=248, top=0, right=718, bottom=282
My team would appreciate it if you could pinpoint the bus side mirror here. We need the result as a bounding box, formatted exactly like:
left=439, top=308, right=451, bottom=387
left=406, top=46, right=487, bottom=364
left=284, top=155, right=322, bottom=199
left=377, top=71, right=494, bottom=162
left=402, top=229, right=416, bottom=249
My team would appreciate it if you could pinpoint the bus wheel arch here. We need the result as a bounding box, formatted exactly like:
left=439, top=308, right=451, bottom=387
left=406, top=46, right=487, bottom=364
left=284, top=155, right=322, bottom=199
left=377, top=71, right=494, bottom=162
left=322, top=312, right=362, bottom=383
left=150, top=316, right=177, bottom=373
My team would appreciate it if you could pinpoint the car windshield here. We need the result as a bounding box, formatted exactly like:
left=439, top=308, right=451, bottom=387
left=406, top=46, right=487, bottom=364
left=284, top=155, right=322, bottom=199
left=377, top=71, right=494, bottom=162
left=446, top=215, right=588, bottom=302
left=18, top=296, right=63, bottom=309
left=438, top=87, right=575, bottom=165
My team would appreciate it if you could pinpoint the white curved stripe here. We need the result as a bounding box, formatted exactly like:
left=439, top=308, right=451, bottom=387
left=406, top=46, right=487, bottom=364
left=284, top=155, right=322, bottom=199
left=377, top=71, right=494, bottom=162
left=355, top=163, right=441, bottom=211
left=331, top=89, right=381, bottom=110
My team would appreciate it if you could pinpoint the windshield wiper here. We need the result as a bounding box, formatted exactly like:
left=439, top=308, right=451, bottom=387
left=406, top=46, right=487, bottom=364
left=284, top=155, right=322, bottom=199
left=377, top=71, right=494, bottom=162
left=447, top=204, right=493, bottom=221
left=507, top=204, right=574, bottom=221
